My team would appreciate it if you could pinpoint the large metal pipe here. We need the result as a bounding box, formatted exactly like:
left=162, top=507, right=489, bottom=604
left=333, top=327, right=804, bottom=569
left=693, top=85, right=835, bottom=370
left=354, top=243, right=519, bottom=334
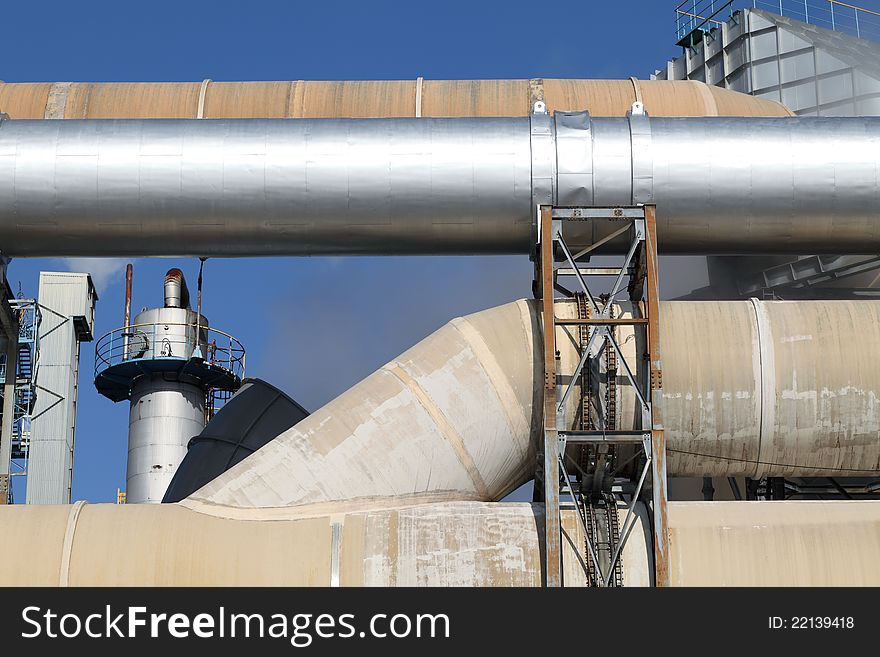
left=163, top=268, right=189, bottom=309
left=0, top=499, right=877, bottom=586
left=2, top=114, right=880, bottom=257
left=183, top=299, right=880, bottom=513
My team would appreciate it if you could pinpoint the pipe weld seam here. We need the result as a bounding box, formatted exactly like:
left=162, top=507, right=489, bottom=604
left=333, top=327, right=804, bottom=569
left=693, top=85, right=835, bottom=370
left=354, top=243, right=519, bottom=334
left=330, top=520, right=342, bottom=587
left=415, top=76, right=424, bottom=118
left=628, top=110, right=653, bottom=204
left=450, top=315, right=531, bottom=464
left=749, top=297, right=775, bottom=479
left=384, top=363, right=490, bottom=499
left=197, top=79, right=212, bottom=119
left=692, top=79, right=720, bottom=116
left=59, top=500, right=87, bottom=587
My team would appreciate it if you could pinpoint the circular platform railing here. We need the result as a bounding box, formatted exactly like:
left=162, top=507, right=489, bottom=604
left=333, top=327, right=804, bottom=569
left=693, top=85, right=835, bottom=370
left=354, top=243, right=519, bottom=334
left=95, top=322, right=245, bottom=382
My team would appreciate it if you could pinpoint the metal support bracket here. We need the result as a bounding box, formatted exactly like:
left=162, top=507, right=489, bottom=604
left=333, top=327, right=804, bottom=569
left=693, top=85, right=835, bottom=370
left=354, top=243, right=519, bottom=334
left=535, top=204, right=668, bottom=588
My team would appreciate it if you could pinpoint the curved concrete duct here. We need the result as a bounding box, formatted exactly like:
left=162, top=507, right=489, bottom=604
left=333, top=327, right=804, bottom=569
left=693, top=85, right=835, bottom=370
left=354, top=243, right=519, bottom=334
left=188, top=300, right=543, bottom=510
left=0, top=501, right=652, bottom=586
left=162, top=267, right=190, bottom=309
left=3, top=114, right=880, bottom=256
left=0, top=500, right=877, bottom=586
left=183, top=299, right=880, bottom=515
left=0, top=79, right=791, bottom=119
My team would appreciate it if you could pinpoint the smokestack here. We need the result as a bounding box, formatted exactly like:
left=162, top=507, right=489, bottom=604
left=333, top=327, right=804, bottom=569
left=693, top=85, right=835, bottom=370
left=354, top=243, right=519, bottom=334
left=163, top=268, right=190, bottom=309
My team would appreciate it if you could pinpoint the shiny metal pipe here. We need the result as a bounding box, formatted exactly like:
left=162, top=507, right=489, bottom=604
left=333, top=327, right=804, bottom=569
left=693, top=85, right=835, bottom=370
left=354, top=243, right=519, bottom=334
left=163, top=268, right=189, bottom=309
left=0, top=117, right=532, bottom=256
left=2, top=114, right=880, bottom=256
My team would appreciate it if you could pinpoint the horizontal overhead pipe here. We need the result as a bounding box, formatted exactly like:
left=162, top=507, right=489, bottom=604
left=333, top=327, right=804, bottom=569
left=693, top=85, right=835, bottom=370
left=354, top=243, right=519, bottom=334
left=1, top=113, right=880, bottom=257
left=0, top=78, right=792, bottom=120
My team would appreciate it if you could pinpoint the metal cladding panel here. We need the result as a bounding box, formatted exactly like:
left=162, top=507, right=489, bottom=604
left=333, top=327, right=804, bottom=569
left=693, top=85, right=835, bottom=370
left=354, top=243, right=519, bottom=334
left=588, top=117, right=632, bottom=207
left=0, top=78, right=791, bottom=120
left=647, top=116, right=880, bottom=254
left=654, top=8, right=880, bottom=118
left=4, top=114, right=880, bottom=255
left=0, top=117, right=532, bottom=256
left=130, top=307, right=207, bottom=361
left=25, top=272, right=95, bottom=504
left=127, top=376, right=206, bottom=504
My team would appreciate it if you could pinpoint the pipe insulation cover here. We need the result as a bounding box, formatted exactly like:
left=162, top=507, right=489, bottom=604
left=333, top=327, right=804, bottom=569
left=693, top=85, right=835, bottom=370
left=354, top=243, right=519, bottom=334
left=2, top=114, right=880, bottom=255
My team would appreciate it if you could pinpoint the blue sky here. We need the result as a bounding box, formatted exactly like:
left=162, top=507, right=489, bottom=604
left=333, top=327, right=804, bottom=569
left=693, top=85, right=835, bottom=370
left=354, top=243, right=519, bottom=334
left=3, top=0, right=710, bottom=503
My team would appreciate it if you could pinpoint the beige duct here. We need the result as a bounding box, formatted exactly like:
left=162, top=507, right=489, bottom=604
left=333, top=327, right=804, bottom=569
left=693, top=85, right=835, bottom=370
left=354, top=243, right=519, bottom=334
left=2, top=298, right=880, bottom=586
left=0, top=79, right=792, bottom=120
left=0, top=501, right=652, bottom=587
left=0, top=500, right=877, bottom=586
left=558, top=299, right=880, bottom=478
left=186, top=299, right=880, bottom=514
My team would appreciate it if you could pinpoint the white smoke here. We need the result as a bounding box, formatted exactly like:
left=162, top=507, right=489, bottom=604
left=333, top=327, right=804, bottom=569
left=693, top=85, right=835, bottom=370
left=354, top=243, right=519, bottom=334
left=61, top=258, right=130, bottom=292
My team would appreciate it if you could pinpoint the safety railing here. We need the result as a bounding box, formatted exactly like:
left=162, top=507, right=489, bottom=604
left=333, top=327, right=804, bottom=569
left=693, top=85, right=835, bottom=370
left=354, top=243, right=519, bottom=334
left=95, top=321, right=245, bottom=381
left=676, top=1, right=880, bottom=43
left=675, top=1, right=736, bottom=40
left=751, top=0, right=880, bottom=41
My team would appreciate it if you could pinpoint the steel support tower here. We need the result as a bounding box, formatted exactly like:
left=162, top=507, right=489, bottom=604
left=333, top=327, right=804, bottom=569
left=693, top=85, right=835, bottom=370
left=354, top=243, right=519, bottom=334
left=535, top=204, right=668, bottom=587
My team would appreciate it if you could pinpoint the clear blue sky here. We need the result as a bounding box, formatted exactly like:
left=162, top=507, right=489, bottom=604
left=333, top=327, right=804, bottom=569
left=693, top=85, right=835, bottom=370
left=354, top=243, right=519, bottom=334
left=4, top=0, right=694, bottom=503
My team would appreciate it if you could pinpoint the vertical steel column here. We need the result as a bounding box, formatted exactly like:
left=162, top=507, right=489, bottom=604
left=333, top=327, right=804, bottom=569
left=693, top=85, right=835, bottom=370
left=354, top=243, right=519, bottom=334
left=540, top=206, right=562, bottom=587
left=644, top=205, right=670, bottom=587
left=123, top=264, right=132, bottom=360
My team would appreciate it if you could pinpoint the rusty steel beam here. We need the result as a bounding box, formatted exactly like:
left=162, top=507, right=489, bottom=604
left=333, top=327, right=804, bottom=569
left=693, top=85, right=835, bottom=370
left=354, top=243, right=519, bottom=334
left=644, top=205, right=670, bottom=588
left=540, top=206, right=562, bottom=587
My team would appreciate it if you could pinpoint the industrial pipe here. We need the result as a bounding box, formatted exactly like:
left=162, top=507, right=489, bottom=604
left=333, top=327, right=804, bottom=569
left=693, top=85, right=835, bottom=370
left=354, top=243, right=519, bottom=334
left=0, top=500, right=877, bottom=586
left=163, top=268, right=189, bottom=309
left=2, top=114, right=880, bottom=257
left=183, top=299, right=880, bottom=513
left=0, top=78, right=792, bottom=120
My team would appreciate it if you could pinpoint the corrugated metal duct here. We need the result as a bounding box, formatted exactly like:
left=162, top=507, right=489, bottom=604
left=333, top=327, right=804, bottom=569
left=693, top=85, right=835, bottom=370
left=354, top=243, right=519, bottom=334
left=0, top=500, right=877, bottom=586
left=2, top=113, right=880, bottom=256
left=182, top=298, right=880, bottom=515
left=0, top=79, right=792, bottom=119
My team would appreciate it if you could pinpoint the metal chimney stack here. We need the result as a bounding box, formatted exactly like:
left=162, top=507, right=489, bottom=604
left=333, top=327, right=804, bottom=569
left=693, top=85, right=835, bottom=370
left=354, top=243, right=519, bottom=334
left=94, top=267, right=244, bottom=503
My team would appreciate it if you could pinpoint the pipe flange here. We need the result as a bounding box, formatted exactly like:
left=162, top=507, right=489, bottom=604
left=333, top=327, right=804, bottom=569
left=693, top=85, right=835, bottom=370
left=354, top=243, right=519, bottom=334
left=530, top=101, right=556, bottom=252
left=554, top=110, right=594, bottom=207
left=627, top=103, right=653, bottom=205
